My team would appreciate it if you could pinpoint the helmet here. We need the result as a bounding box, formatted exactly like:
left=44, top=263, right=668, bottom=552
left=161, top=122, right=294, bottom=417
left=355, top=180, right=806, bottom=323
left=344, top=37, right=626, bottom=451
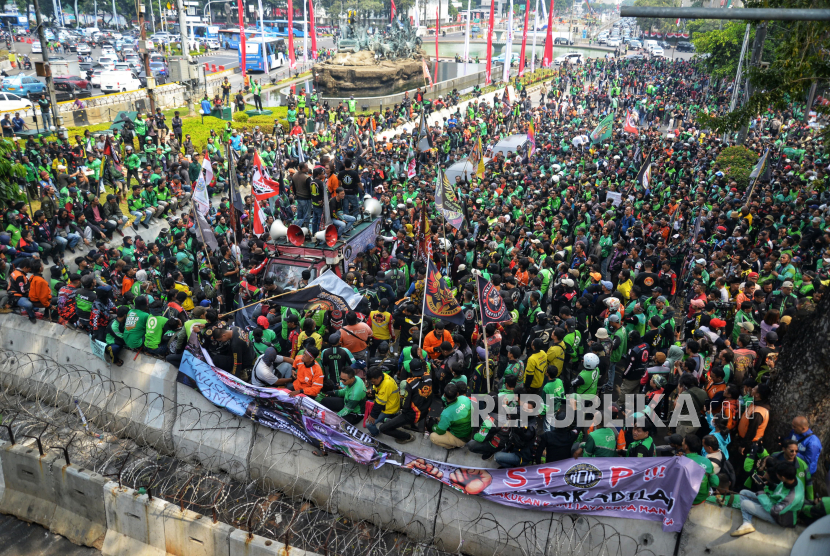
left=583, top=353, right=600, bottom=370
left=651, top=375, right=667, bottom=388
left=199, top=268, right=212, bottom=280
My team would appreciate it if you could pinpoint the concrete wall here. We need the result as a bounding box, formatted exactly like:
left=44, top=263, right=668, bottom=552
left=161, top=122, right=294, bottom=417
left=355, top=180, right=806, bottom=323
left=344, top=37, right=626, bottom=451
left=0, top=318, right=803, bottom=556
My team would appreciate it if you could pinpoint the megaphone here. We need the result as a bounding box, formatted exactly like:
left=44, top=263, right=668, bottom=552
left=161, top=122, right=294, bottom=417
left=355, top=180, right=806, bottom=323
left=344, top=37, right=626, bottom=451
left=270, top=219, right=289, bottom=241
left=314, top=224, right=338, bottom=247
left=364, top=197, right=382, bottom=218
left=287, top=224, right=305, bottom=246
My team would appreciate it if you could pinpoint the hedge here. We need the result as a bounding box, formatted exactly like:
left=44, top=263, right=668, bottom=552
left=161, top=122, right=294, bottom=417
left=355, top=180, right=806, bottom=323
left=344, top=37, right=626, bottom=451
left=715, top=145, right=758, bottom=190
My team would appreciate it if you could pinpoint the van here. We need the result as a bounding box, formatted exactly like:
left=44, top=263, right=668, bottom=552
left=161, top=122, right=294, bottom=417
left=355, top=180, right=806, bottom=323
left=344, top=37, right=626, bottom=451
left=643, top=39, right=658, bottom=52
left=100, top=70, right=141, bottom=93
left=82, top=27, right=100, bottom=38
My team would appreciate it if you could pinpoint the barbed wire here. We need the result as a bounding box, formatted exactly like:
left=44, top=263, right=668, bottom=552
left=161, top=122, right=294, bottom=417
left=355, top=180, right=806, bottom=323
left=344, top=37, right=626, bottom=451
left=0, top=347, right=662, bottom=556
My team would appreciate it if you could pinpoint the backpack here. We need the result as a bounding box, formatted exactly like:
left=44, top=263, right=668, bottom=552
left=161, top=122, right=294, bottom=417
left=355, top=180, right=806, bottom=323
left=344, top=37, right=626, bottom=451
left=712, top=452, right=737, bottom=489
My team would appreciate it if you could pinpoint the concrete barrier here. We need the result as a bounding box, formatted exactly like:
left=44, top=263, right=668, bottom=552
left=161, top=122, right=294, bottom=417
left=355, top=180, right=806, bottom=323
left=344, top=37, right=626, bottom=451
left=102, top=482, right=171, bottom=556
left=0, top=440, right=60, bottom=528
left=162, top=503, right=234, bottom=556
left=49, top=461, right=109, bottom=547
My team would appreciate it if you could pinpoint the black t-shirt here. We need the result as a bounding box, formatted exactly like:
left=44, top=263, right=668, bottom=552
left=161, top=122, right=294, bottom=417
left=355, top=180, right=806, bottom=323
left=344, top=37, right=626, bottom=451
left=337, top=169, right=361, bottom=194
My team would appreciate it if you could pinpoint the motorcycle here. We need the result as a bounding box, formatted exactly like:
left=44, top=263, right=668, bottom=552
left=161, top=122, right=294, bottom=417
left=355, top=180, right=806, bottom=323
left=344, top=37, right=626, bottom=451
left=22, top=58, right=32, bottom=70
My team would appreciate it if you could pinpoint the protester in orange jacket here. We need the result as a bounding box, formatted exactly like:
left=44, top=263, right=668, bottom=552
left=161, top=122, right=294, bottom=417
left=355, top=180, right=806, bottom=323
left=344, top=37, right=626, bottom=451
left=423, top=322, right=453, bottom=359
left=28, top=262, right=52, bottom=308
left=274, top=347, right=325, bottom=398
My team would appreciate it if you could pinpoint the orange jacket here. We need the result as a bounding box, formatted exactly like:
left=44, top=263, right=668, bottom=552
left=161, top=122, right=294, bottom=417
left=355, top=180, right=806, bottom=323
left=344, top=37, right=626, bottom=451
left=423, top=329, right=453, bottom=359
left=28, top=275, right=51, bottom=307
left=292, top=361, right=324, bottom=397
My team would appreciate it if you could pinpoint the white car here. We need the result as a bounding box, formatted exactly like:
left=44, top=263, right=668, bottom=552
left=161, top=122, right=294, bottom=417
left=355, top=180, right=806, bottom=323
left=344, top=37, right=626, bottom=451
left=0, top=92, right=34, bottom=114
left=554, top=52, right=584, bottom=65
left=101, top=45, right=116, bottom=56
left=98, top=56, right=117, bottom=70
left=77, top=43, right=91, bottom=55
left=114, top=62, right=131, bottom=71
left=651, top=46, right=665, bottom=57
left=90, top=69, right=105, bottom=87
left=206, top=39, right=220, bottom=50
left=607, top=38, right=622, bottom=47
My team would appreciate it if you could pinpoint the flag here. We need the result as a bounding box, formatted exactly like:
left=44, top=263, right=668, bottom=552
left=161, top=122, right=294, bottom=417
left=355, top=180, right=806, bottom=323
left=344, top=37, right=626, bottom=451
left=295, top=136, right=306, bottom=164
left=413, top=0, right=420, bottom=27
left=391, top=0, right=396, bottom=21
left=423, top=259, right=464, bottom=325
left=518, top=0, right=530, bottom=77
left=527, top=120, right=536, bottom=155
left=308, top=0, right=318, bottom=60
left=485, top=0, right=495, bottom=84
left=238, top=0, right=247, bottom=78
left=422, top=57, right=433, bottom=86
left=476, top=275, right=510, bottom=325
left=340, top=122, right=357, bottom=148
left=415, top=204, right=432, bottom=262
left=502, top=0, right=514, bottom=83
left=416, top=109, right=431, bottom=152
left=636, top=152, right=653, bottom=190
left=251, top=152, right=280, bottom=200
left=590, top=113, right=614, bottom=144
left=287, top=0, right=297, bottom=70
left=252, top=199, right=267, bottom=235
left=103, top=136, right=120, bottom=165
left=434, top=7, right=439, bottom=85
left=633, top=145, right=642, bottom=164
left=277, top=270, right=364, bottom=312
left=474, top=136, right=485, bottom=176
left=749, top=148, right=771, bottom=183
left=201, top=156, right=214, bottom=186
left=192, top=157, right=213, bottom=216
left=675, top=17, right=680, bottom=26
left=543, top=0, right=554, bottom=67
left=435, top=169, right=465, bottom=231
left=405, top=145, right=417, bottom=179
left=624, top=110, right=639, bottom=135
left=195, top=210, right=219, bottom=252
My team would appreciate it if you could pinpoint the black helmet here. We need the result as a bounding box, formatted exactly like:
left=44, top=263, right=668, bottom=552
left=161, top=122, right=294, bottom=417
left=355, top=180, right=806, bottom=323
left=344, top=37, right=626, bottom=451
left=199, top=268, right=212, bottom=280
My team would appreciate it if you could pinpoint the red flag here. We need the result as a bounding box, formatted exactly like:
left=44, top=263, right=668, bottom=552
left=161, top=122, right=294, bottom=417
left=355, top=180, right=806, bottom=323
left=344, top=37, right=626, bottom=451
left=624, top=110, right=639, bottom=135
left=287, top=0, right=296, bottom=70
left=422, top=58, right=433, bottom=86
left=518, top=0, right=530, bottom=77
left=434, top=7, right=439, bottom=86
left=251, top=151, right=280, bottom=199
left=543, top=0, right=554, bottom=67
left=252, top=200, right=267, bottom=235
left=103, top=136, right=120, bottom=165
left=391, top=0, right=396, bottom=21
left=485, top=0, right=495, bottom=84
left=238, top=0, right=246, bottom=79
left=309, top=0, right=318, bottom=60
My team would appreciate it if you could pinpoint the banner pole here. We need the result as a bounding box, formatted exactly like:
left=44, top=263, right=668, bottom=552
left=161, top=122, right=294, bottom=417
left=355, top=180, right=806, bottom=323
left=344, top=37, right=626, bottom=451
left=418, top=255, right=430, bottom=353
left=217, top=283, right=317, bottom=318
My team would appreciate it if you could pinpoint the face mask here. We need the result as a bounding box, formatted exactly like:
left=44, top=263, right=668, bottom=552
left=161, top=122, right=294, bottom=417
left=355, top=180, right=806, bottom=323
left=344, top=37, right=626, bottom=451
left=339, top=381, right=347, bottom=388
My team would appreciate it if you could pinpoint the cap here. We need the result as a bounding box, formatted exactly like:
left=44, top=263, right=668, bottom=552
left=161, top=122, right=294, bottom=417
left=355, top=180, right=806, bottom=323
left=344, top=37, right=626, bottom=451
left=608, top=315, right=621, bottom=323
left=601, top=280, right=613, bottom=290
left=595, top=328, right=609, bottom=339
left=782, top=281, right=794, bottom=288
left=739, top=321, right=755, bottom=332
left=709, top=318, right=727, bottom=329
left=765, top=331, right=779, bottom=343
left=257, top=316, right=270, bottom=328
left=590, top=272, right=602, bottom=281
left=695, top=258, right=706, bottom=265
left=200, top=299, right=212, bottom=307
left=329, top=332, right=341, bottom=344
left=747, top=272, right=759, bottom=280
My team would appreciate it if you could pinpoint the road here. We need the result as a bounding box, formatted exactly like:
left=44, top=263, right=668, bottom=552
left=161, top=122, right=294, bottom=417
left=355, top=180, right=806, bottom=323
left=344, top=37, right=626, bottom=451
left=0, top=514, right=100, bottom=556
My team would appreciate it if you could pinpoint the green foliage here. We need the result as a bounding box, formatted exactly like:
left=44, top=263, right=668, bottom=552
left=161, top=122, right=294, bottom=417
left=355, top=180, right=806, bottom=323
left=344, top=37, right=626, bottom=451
left=691, top=21, right=751, bottom=80
left=233, top=112, right=250, bottom=123
left=554, top=0, right=574, bottom=13
left=633, top=0, right=679, bottom=34
left=716, top=145, right=758, bottom=190
left=696, top=0, right=830, bottom=146
left=316, top=0, right=415, bottom=21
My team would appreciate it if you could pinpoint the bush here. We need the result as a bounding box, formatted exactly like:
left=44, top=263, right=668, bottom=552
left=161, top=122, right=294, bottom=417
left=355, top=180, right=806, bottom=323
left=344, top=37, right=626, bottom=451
left=232, top=111, right=249, bottom=123
left=715, top=145, right=758, bottom=190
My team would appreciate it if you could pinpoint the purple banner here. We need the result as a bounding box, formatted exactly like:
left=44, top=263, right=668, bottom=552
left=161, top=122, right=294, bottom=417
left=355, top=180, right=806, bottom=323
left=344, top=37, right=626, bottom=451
left=402, top=455, right=704, bottom=532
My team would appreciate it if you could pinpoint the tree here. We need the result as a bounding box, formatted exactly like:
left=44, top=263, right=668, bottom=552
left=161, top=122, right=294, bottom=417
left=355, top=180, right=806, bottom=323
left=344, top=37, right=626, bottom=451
left=692, top=21, right=753, bottom=81
left=554, top=0, right=574, bottom=14
left=767, top=292, right=830, bottom=497
left=633, top=0, right=680, bottom=35
left=0, top=140, right=28, bottom=208
left=696, top=0, right=830, bottom=145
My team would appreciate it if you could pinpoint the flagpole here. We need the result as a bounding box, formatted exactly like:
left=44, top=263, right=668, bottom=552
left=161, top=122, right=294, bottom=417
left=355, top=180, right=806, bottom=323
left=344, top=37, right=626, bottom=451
left=418, top=256, right=430, bottom=355
left=477, top=279, right=490, bottom=394
left=217, top=283, right=319, bottom=318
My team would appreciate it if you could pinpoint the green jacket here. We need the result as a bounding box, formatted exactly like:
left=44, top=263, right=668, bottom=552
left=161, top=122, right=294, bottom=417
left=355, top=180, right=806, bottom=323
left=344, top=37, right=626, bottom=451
left=433, top=396, right=472, bottom=440
left=759, top=479, right=805, bottom=527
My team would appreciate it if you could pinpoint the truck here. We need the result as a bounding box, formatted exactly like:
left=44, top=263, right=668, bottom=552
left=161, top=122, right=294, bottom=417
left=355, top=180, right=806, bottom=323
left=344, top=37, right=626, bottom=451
left=49, top=58, right=81, bottom=79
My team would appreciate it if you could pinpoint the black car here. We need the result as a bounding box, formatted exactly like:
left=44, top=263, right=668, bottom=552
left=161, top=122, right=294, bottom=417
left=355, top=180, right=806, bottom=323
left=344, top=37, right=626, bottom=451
left=553, top=37, right=573, bottom=45
left=50, top=81, right=92, bottom=102
left=676, top=41, right=695, bottom=52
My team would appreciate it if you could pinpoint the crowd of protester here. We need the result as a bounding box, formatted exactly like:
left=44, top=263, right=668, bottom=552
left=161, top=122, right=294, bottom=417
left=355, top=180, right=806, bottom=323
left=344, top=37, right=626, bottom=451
left=0, top=54, right=828, bottom=536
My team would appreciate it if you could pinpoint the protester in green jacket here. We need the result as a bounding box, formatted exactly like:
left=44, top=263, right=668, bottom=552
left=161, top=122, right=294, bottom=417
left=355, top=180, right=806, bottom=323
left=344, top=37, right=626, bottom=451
left=429, top=383, right=472, bottom=449
left=733, top=460, right=805, bottom=536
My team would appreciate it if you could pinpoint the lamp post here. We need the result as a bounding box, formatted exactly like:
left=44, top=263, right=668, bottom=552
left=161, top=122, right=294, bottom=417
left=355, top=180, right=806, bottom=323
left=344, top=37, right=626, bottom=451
left=203, top=0, right=232, bottom=26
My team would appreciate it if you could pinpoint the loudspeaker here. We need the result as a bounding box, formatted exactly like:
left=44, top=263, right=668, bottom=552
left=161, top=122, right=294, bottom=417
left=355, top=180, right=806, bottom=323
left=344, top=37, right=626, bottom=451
left=314, top=224, right=338, bottom=247
left=269, top=219, right=288, bottom=240
left=287, top=224, right=305, bottom=246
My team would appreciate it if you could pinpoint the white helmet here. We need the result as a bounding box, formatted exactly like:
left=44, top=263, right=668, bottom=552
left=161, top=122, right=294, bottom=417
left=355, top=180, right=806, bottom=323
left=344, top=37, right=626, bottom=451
left=583, top=353, right=600, bottom=370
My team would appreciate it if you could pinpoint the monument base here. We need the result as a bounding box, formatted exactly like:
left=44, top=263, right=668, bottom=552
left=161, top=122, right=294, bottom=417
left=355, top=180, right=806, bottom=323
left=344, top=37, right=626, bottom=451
left=314, top=51, right=429, bottom=98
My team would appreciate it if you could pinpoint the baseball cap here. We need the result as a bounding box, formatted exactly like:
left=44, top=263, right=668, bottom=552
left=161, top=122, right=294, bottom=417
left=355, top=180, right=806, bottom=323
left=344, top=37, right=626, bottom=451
left=608, top=314, right=620, bottom=323
left=601, top=280, right=613, bottom=290
left=709, top=318, right=727, bottom=329
left=782, top=281, right=794, bottom=288
left=257, top=316, right=270, bottom=328
left=590, top=272, right=602, bottom=281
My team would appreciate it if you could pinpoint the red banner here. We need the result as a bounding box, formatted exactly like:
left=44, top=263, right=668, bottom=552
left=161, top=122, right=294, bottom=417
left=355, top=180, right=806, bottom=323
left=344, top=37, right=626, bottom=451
left=434, top=7, right=439, bottom=86
left=287, top=0, right=296, bottom=69
left=391, top=0, right=396, bottom=21
left=485, top=0, right=495, bottom=84
left=518, top=0, right=530, bottom=77
left=238, top=0, right=246, bottom=78
left=309, top=0, right=317, bottom=60
left=543, top=0, right=554, bottom=67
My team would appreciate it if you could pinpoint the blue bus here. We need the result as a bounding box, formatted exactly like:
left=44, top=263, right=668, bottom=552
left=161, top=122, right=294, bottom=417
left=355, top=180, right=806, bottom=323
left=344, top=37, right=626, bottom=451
left=218, top=28, right=260, bottom=50
left=241, top=37, right=286, bottom=73
left=170, top=23, right=219, bottom=40
left=0, top=13, right=28, bottom=31
left=260, top=19, right=305, bottom=38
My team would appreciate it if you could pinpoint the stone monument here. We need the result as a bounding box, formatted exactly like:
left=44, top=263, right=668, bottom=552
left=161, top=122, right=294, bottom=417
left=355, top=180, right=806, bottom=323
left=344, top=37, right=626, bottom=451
left=313, top=18, right=428, bottom=97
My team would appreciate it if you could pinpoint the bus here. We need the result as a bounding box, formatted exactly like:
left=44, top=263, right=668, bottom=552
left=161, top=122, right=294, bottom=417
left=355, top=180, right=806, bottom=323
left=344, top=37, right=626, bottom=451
left=170, top=23, right=219, bottom=41
left=218, top=28, right=260, bottom=50
left=260, top=19, right=305, bottom=38
left=241, top=36, right=286, bottom=73
left=0, top=13, right=28, bottom=32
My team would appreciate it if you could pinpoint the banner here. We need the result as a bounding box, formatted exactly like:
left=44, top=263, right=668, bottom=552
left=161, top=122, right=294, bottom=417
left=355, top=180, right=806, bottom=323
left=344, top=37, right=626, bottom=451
left=590, top=113, right=614, bottom=144
left=543, top=0, right=554, bottom=67
left=252, top=199, right=267, bottom=234
left=402, top=455, right=703, bottom=532
left=287, top=0, right=296, bottom=70
left=422, top=57, right=433, bottom=87
left=194, top=210, right=219, bottom=251
left=415, top=204, right=432, bottom=263
left=485, top=0, right=495, bottom=84
left=606, top=191, right=622, bottom=206
left=308, top=0, right=317, bottom=59
left=476, top=275, right=510, bottom=324
left=90, top=337, right=107, bottom=361
left=238, top=0, right=246, bottom=78
left=624, top=110, right=639, bottom=135
left=178, top=349, right=399, bottom=465
left=527, top=120, right=536, bottom=155
left=193, top=175, right=210, bottom=216
left=518, top=0, right=530, bottom=77
left=434, top=7, right=439, bottom=85
left=276, top=270, right=364, bottom=312
left=435, top=170, right=465, bottom=231
left=417, top=109, right=431, bottom=152
left=636, top=152, right=653, bottom=190
left=424, top=259, right=464, bottom=325
left=391, top=0, right=396, bottom=21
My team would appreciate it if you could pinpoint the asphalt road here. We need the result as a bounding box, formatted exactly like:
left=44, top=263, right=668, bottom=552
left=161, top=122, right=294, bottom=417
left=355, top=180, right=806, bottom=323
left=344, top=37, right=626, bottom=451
left=0, top=514, right=101, bottom=556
